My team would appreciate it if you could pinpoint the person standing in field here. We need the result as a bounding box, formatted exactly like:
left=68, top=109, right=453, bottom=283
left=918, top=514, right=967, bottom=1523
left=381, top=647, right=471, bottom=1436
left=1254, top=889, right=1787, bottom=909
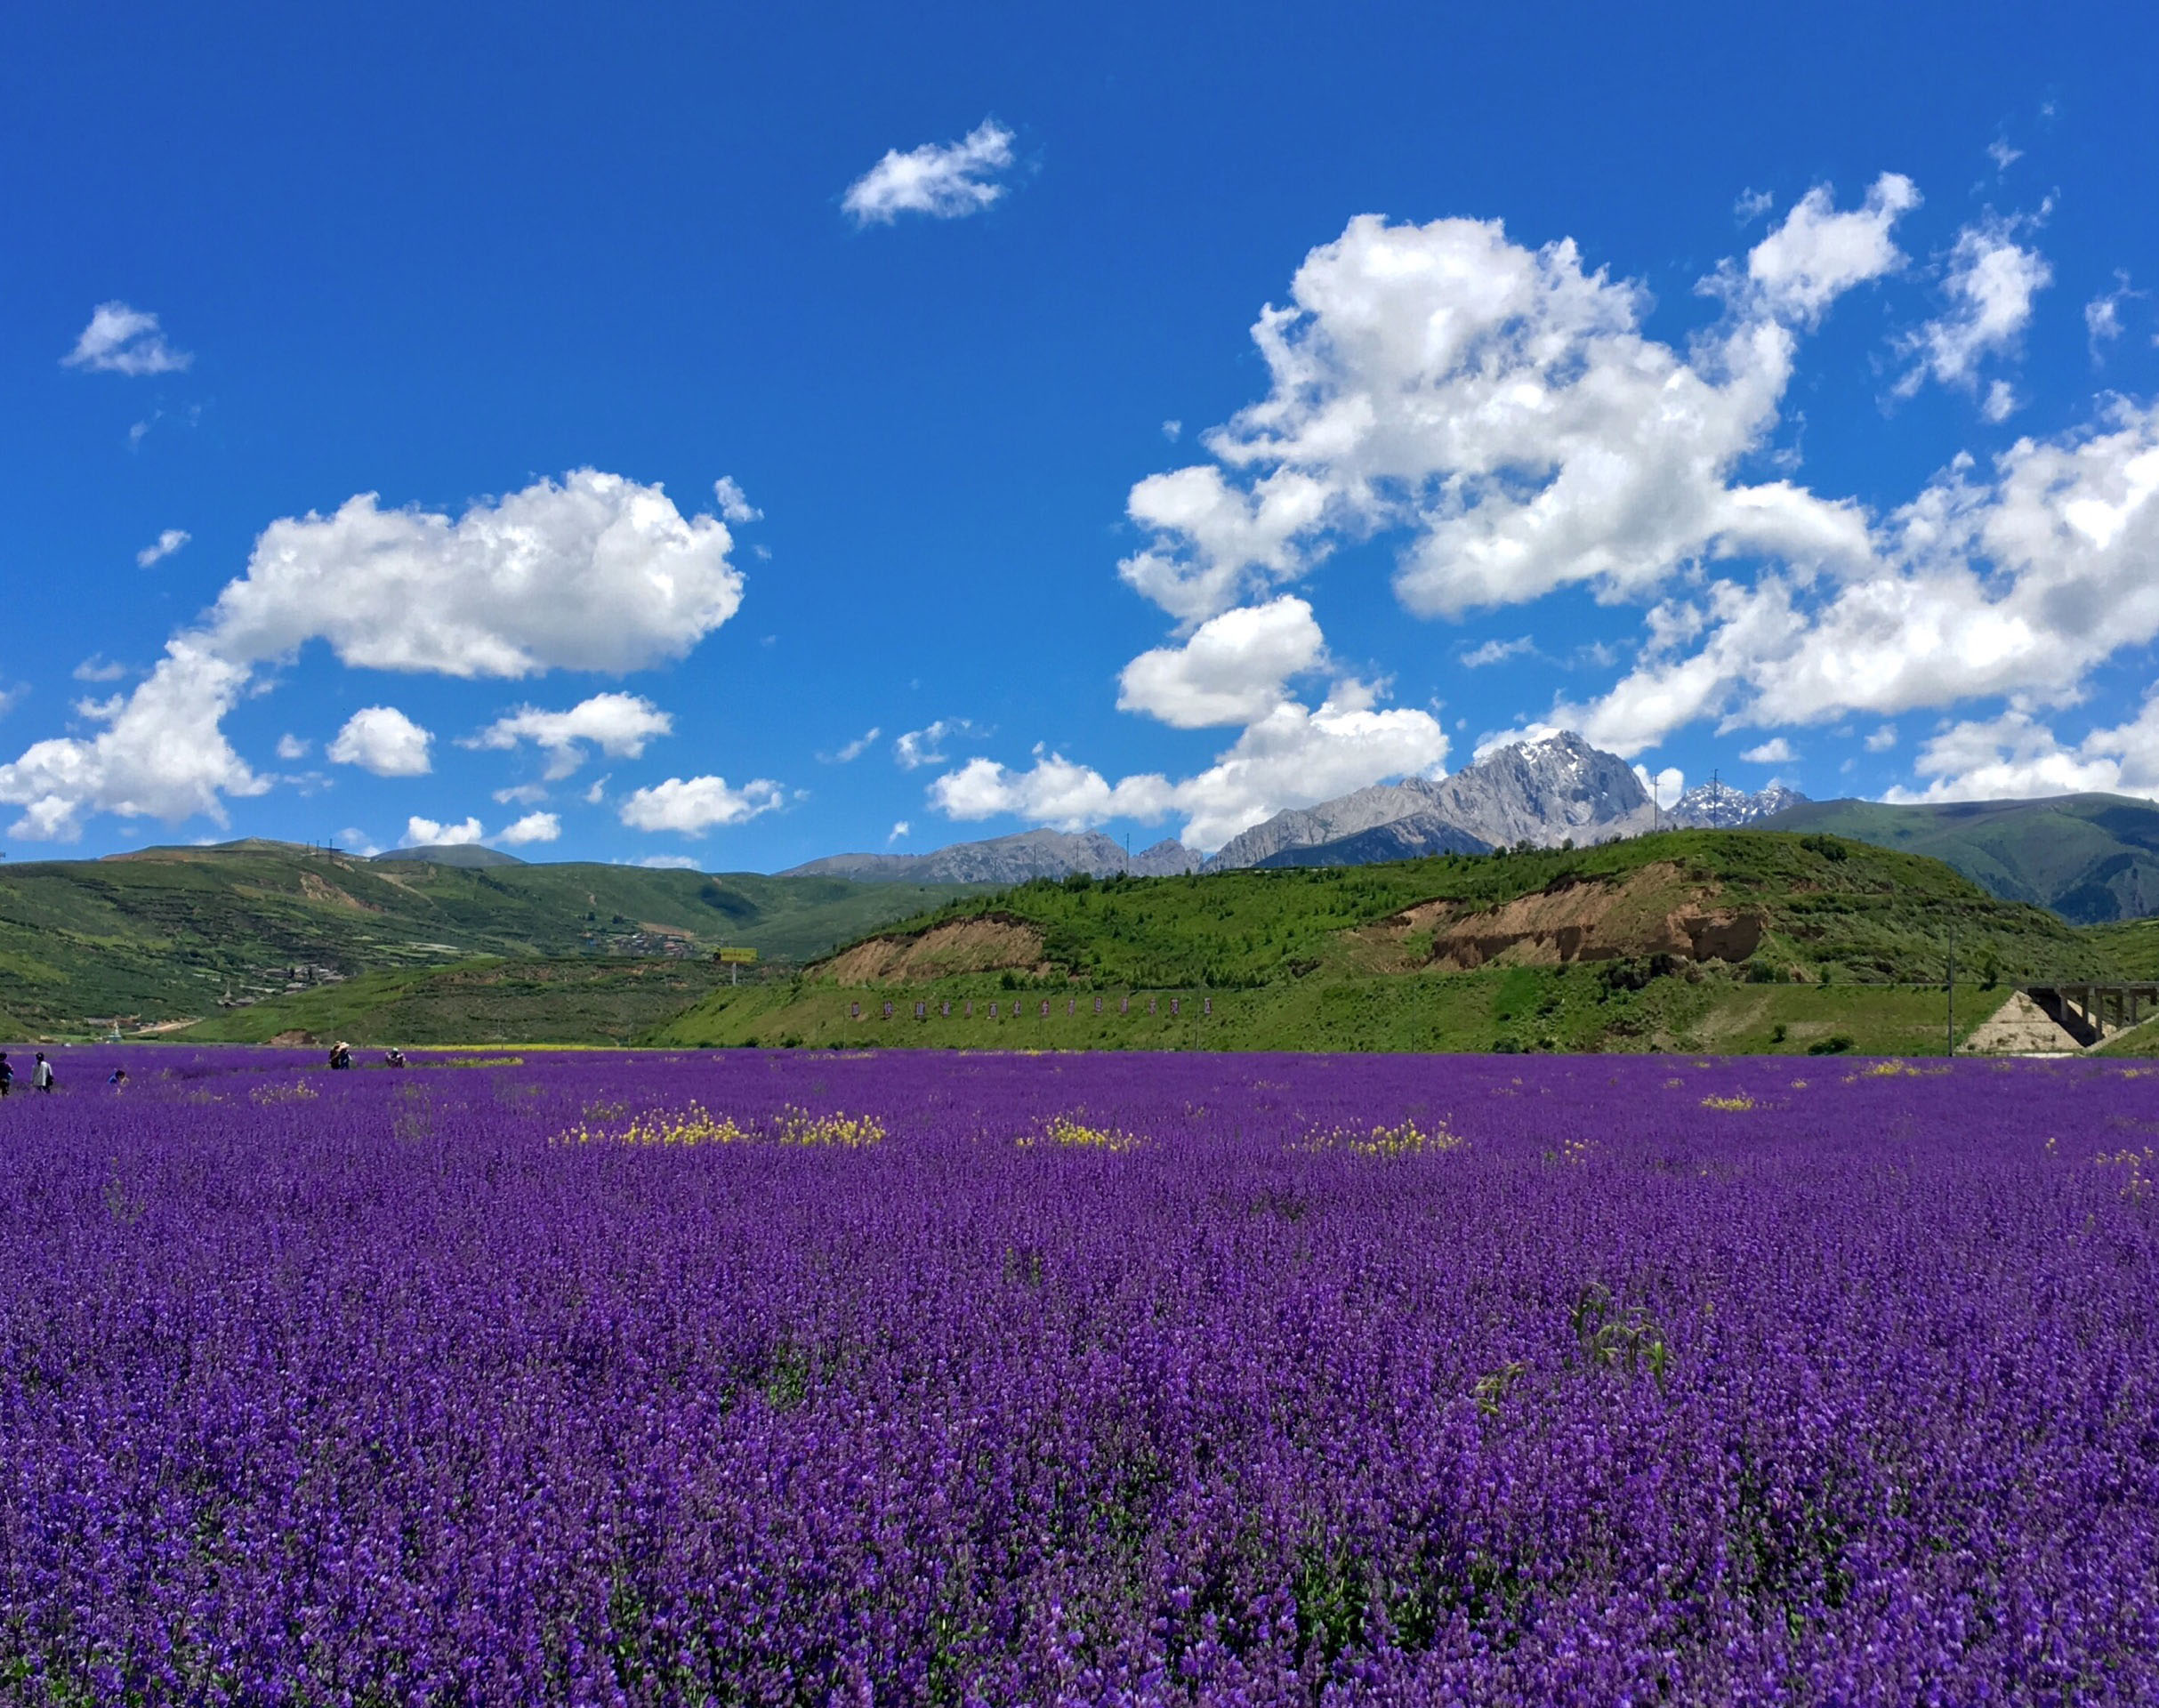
left=32, top=1052, right=55, bottom=1092
left=0, top=1052, right=12, bottom=1097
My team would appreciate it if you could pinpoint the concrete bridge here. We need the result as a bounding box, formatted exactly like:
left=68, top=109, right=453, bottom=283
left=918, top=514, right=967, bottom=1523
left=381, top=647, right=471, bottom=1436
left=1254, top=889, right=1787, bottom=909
left=1961, top=983, right=2159, bottom=1054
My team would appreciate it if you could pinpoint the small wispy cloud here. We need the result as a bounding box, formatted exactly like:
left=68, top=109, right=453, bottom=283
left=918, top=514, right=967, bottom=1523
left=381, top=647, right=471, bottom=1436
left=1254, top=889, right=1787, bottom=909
left=1865, top=725, right=1898, bottom=753
left=1734, top=187, right=1775, bottom=226
left=894, top=718, right=974, bottom=769
left=1460, top=635, right=1536, bottom=668
left=2085, top=270, right=2140, bottom=363
left=63, top=302, right=192, bottom=375
left=888, top=820, right=910, bottom=843
left=73, top=656, right=127, bottom=683
left=1740, top=737, right=1795, bottom=764
left=713, top=477, right=761, bottom=525
left=136, top=528, right=189, bottom=568
left=842, top=119, right=1019, bottom=225
left=1986, top=135, right=2023, bottom=173
left=822, top=727, right=882, bottom=764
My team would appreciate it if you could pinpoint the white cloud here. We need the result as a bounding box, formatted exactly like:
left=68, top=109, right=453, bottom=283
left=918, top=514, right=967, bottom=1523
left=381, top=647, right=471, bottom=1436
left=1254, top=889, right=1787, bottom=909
left=404, top=815, right=484, bottom=847
left=1167, top=688, right=1450, bottom=849
left=1119, top=189, right=1905, bottom=632
left=0, top=640, right=262, bottom=840
left=1566, top=397, right=2159, bottom=752
left=1733, top=187, right=1776, bottom=226
left=931, top=683, right=1447, bottom=850
left=1461, top=635, right=1535, bottom=668
left=0, top=471, right=745, bottom=841
left=1162, top=420, right=1183, bottom=442
left=930, top=752, right=1172, bottom=833
left=635, top=854, right=701, bottom=869
left=1887, top=706, right=2132, bottom=802
left=1741, top=173, right=1920, bottom=325
left=467, top=691, right=673, bottom=779
left=825, top=727, right=881, bottom=764
left=618, top=774, right=783, bottom=835
left=276, top=733, right=310, bottom=761
left=1116, top=596, right=1325, bottom=728
left=842, top=119, right=1018, bottom=224
left=1865, top=724, right=1898, bottom=752
left=135, top=528, right=189, bottom=568
left=1740, top=736, right=1795, bottom=764
left=494, top=783, right=548, bottom=805
left=713, top=477, right=761, bottom=524
left=73, top=656, right=126, bottom=683
left=62, top=302, right=192, bottom=375
left=327, top=705, right=434, bottom=777
left=1986, top=136, right=2023, bottom=173
left=1894, top=214, right=2051, bottom=400
left=1631, top=762, right=1685, bottom=808
left=497, top=810, right=561, bottom=845
left=584, top=775, right=609, bottom=805
left=208, top=471, right=743, bottom=678
left=2085, top=272, right=2138, bottom=362
left=894, top=719, right=972, bottom=769
left=888, top=820, right=910, bottom=842
left=1981, top=380, right=2019, bottom=423
left=334, top=826, right=381, bottom=858
left=1118, top=463, right=1331, bottom=624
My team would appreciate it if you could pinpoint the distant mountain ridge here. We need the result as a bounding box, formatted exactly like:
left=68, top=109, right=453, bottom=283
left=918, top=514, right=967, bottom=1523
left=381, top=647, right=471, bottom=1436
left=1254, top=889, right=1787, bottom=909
left=1762, top=794, right=2159, bottom=923
left=1211, top=732, right=1678, bottom=869
left=782, top=827, right=1200, bottom=885
left=786, top=734, right=1809, bottom=883
left=374, top=843, right=528, bottom=868
left=1667, top=780, right=1809, bottom=829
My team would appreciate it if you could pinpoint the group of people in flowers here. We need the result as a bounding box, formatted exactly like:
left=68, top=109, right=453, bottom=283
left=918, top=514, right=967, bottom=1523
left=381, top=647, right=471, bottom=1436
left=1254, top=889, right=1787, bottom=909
left=327, top=1043, right=405, bottom=1069
left=1, top=1041, right=409, bottom=1093
left=0, top=1051, right=60, bottom=1094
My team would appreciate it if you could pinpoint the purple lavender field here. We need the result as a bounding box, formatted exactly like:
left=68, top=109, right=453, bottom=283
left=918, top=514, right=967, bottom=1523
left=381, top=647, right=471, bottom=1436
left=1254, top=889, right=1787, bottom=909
left=3, top=1048, right=2155, bottom=1704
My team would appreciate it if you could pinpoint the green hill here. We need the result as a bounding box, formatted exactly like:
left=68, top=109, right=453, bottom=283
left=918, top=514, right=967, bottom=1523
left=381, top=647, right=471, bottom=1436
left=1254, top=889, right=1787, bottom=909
left=650, top=830, right=2118, bottom=1056
left=0, top=842, right=973, bottom=1036
left=1762, top=794, right=2159, bottom=922
left=175, top=957, right=738, bottom=1047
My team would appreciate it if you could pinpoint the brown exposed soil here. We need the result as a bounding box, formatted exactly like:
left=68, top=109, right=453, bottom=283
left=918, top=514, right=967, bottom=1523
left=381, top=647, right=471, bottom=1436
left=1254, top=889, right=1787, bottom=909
left=1368, top=863, right=1764, bottom=971
left=268, top=1029, right=318, bottom=1046
left=298, top=871, right=380, bottom=911
left=822, top=915, right=1053, bottom=985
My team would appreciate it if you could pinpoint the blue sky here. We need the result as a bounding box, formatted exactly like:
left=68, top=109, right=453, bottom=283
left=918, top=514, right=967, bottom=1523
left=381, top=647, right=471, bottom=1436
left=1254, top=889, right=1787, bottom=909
left=4, top=0, right=2156, bottom=868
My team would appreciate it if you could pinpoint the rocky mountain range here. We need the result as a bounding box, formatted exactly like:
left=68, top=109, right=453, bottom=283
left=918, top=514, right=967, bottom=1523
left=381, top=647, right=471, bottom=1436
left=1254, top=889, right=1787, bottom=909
left=1212, top=731, right=1667, bottom=868
left=781, top=827, right=1201, bottom=885
left=1664, top=779, right=1809, bottom=828
left=783, top=734, right=1806, bottom=883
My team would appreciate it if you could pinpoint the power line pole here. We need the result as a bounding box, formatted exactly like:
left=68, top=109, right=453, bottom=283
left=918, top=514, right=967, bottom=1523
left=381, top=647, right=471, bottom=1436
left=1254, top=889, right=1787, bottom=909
left=1946, top=931, right=1955, bottom=1058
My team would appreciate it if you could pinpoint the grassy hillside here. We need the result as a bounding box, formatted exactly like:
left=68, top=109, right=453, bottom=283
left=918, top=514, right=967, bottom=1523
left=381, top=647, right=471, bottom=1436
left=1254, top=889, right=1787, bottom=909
left=179, top=957, right=737, bottom=1046
left=0, top=842, right=971, bottom=1035
left=648, top=967, right=1990, bottom=1057
left=802, top=830, right=2107, bottom=987
left=1763, top=794, right=2159, bottom=922
left=651, top=831, right=2108, bottom=1056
